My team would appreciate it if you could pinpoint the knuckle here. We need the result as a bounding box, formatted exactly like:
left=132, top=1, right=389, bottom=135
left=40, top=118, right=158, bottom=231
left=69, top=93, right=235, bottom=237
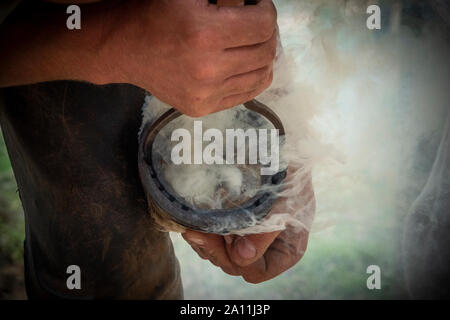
left=252, top=70, right=270, bottom=89
left=264, top=70, right=274, bottom=88
left=258, top=6, right=277, bottom=41
left=258, top=25, right=274, bottom=43
left=269, top=2, right=278, bottom=24
left=242, top=92, right=256, bottom=104
left=255, top=69, right=273, bottom=92
left=262, top=64, right=272, bottom=79
left=268, top=39, right=278, bottom=60
left=260, top=45, right=276, bottom=65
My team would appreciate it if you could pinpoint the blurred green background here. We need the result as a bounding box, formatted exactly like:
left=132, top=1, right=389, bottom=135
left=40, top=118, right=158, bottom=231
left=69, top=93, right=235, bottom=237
left=0, top=132, right=26, bottom=299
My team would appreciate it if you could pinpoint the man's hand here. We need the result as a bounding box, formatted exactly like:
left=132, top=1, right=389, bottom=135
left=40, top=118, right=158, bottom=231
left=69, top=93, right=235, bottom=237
left=182, top=227, right=310, bottom=284
left=105, top=0, right=278, bottom=116
left=0, top=0, right=278, bottom=117
left=182, top=169, right=315, bottom=284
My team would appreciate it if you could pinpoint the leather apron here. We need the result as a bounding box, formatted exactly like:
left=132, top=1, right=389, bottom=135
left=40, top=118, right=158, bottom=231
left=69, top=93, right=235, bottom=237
left=0, top=81, right=183, bottom=299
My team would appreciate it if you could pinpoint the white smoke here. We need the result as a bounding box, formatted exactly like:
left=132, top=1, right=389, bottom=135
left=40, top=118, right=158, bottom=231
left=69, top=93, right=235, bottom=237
left=141, top=0, right=450, bottom=243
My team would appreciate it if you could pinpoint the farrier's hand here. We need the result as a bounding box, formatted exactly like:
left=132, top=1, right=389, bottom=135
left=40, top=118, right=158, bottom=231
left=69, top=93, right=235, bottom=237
left=182, top=169, right=315, bottom=283
left=115, top=0, right=278, bottom=116
left=1, top=0, right=277, bottom=118
left=183, top=228, right=310, bottom=284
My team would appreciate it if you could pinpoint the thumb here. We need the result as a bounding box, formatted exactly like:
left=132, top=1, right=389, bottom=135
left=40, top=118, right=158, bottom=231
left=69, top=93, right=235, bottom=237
left=225, top=231, right=281, bottom=267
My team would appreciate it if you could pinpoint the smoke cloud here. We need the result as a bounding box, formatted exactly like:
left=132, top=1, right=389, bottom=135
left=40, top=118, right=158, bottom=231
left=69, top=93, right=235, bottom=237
left=142, top=0, right=450, bottom=292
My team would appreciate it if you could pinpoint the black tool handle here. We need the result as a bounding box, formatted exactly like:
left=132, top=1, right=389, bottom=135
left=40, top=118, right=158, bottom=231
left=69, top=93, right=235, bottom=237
left=209, top=0, right=258, bottom=6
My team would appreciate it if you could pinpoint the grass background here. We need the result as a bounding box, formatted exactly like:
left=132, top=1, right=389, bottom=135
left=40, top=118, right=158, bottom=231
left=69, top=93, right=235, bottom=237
left=0, top=132, right=26, bottom=299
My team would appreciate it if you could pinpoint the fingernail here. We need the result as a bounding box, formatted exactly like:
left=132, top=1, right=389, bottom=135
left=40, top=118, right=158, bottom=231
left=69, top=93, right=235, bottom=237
left=224, top=235, right=233, bottom=244
left=187, top=237, right=205, bottom=246
left=235, top=237, right=257, bottom=259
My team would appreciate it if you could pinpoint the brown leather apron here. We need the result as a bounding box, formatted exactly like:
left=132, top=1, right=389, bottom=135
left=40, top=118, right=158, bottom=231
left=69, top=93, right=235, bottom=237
left=0, top=81, right=183, bottom=299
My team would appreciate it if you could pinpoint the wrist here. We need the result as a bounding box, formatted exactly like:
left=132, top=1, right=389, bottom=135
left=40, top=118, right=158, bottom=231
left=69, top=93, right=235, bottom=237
left=0, top=1, right=123, bottom=87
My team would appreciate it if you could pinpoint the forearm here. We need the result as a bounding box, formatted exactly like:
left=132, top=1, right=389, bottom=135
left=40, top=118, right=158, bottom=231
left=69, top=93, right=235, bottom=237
left=0, top=1, right=121, bottom=88
left=0, top=0, right=278, bottom=115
